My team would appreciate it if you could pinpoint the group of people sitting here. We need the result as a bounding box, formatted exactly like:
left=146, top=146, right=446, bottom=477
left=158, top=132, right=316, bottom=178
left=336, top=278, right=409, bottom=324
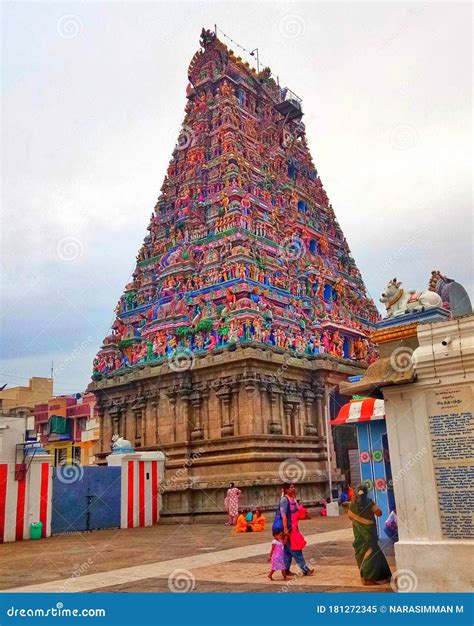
left=235, top=509, right=266, bottom=533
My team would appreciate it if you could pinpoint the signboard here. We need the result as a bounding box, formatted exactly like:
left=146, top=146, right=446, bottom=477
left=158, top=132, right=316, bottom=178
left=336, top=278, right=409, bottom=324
left=427, top=386, right=474, bottom=540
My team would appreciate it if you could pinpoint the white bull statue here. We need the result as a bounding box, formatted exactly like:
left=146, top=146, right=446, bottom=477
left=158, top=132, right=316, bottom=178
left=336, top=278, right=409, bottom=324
left=111, top=434, right=134, bottom=452
left=380, top=278, right=442, bottom=317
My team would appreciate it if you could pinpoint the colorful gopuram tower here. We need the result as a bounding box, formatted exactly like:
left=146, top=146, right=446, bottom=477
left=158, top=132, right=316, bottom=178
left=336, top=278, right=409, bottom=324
left=89, top=29, right=380, bottom=517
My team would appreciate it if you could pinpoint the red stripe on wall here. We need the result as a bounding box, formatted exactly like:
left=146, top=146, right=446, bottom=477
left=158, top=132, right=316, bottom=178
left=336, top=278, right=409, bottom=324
left=39, top=463, right=49, bottom=537
left=139, top=461, right=145, bottom=527
left=0, top=465, right=8, bottom=543
left=15, top=477, right=26, bottom=541
left=151, top=461, right=158, bottom=522
left=127, top=460, right=134, bottom=528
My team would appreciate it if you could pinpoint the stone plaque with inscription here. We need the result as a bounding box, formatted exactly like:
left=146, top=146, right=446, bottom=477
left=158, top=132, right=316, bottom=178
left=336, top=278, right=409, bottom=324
left=427, top=386, right=474, bottom=540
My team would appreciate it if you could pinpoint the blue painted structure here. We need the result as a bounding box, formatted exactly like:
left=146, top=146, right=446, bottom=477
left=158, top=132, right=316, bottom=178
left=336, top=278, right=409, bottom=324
left=356, top=419, right=395, bottom=540
left=51, top=466, right=121, bottom=534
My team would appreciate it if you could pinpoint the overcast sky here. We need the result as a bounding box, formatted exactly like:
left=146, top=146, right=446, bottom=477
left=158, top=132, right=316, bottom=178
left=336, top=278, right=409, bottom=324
left=1, top=1, right=472, bottom=395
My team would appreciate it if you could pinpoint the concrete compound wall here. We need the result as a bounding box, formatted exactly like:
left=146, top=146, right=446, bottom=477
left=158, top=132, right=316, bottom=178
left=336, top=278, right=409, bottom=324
left=0, top=454, right=52, bottom=543
left=0, top=450, right=165, bottom=542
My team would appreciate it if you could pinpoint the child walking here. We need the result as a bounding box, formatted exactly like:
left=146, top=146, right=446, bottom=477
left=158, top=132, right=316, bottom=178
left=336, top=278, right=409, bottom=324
left=268, top=532, right=287, bottom=580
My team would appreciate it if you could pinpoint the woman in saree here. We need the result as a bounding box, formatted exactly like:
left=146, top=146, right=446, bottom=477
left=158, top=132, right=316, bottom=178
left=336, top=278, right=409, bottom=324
left=235, top=511, right=247, bottom=533
left=252, top=509, right=266, bottom=532
left=347, top=484, right=392, bottom=585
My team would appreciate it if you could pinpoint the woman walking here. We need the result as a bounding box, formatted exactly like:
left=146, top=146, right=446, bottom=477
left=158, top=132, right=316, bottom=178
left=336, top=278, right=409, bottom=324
left=347, top=483, right=392, bottom=585
left=280, top=483, right=314, bottom=577
left=225, top=482, right=242, bottom=525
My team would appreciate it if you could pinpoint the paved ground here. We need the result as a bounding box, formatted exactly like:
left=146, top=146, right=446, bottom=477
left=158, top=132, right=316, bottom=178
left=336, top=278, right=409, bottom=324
left=0, top=515, right=395, bottom=593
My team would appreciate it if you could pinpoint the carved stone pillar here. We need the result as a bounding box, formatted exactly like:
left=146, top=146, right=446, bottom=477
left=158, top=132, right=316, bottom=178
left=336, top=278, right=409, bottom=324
left=151, top=395, right=160, bottom=446
left=216, top=384, right=233, bottom=437
left=230, top=380, right=240, bottom=436
left=303, top=389, right=317, bottom=436
left=190, top=388, right=204, bottom=440
left=167, top=388, right=178, bottom=443
left=133, top=408, right=142, bottom=443
left=240, top=372, right=260, bottom=433
left=283, top=397, right=293, bottom=436
left=267, top=383, right=282, bottom=435
left=178, top=381, right=193, bottom=443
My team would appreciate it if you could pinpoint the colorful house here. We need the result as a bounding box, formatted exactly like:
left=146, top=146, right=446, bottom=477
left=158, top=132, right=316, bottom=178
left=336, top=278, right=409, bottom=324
left=331, top=396, right=395, bottom=540
left=33, top=393, right=99, bottom=466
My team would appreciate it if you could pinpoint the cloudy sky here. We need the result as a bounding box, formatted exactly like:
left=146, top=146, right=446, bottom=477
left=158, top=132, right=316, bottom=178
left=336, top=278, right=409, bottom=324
left=1, top=2, right=472, bottom=395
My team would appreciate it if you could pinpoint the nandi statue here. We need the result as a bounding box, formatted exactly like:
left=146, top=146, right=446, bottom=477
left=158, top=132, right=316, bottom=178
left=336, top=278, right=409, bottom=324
left=111, top=434, right=134, bottom=453
left=380, top=278, right=442, bottom=318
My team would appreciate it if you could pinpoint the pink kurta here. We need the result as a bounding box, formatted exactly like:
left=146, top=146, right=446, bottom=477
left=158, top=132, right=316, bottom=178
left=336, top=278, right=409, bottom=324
left=226, top=487, right=241, bottom=516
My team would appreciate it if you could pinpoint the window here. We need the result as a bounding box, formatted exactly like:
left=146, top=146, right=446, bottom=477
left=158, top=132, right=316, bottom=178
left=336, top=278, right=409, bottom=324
left=55, top=447, right=67, bottom=467
left=73, top=446, right=81, bottom=464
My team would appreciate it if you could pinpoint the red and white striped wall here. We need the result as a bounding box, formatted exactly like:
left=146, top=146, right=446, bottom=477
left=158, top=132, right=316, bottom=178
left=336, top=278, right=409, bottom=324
left=110, top=452, right=165, bottom=530
left=0, top=456, right=52, bottom=543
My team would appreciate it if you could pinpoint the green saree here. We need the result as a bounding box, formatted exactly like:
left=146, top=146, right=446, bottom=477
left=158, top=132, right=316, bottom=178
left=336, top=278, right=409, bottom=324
left=348, top=498, right=392, bottom=584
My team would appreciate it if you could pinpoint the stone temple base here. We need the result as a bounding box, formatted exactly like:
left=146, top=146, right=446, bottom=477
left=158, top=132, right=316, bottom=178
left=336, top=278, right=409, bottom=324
left=161, top=433, right=340, bottom=519
left=395, top=540, right=474, bottom=592
left=90, top=345, right=362, bottom=517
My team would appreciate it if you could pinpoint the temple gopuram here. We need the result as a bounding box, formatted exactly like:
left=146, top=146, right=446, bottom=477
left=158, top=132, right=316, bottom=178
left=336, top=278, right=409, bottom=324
left=89, top=29, right=380, bottom=517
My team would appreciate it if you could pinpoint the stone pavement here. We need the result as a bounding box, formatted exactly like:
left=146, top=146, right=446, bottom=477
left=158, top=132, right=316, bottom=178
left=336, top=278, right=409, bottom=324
left=0, top=515, right=395, bottom=593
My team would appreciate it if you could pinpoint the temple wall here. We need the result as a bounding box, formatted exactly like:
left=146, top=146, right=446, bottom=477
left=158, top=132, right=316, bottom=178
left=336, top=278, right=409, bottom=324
left=91, top=348, right=359, bottom=515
